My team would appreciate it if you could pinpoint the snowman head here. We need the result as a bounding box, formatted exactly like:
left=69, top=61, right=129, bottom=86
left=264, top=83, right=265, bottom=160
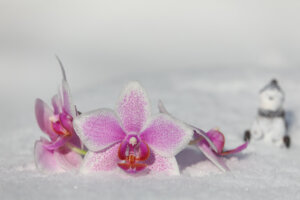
left=259, top=79, right=284, bottom=111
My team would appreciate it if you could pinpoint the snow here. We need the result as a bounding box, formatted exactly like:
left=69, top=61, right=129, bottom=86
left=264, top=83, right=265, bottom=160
left=1, top=1, right=300, bottom=199
left=1, top=65, right=300, bottom=200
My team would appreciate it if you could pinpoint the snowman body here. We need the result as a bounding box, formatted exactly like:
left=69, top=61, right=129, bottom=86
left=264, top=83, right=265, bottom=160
left=249, top=80, right=287, bottom=147
left=251, top=115, right=286, bottom=146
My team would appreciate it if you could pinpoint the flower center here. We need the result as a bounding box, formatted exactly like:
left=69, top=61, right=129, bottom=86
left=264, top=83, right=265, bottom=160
left=50, top=112, right=73, bottom=137
left=117, top=135, right=150, bottom=173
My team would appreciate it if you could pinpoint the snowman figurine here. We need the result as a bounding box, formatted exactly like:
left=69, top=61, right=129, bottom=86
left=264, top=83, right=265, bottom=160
left=244, top=79, right=290, bottom=148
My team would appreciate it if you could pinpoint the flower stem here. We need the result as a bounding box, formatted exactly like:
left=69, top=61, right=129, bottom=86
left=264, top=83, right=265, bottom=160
left=66, top=143, right=87, bottom=156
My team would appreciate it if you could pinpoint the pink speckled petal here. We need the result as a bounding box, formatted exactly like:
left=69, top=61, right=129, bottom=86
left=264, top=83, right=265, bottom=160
left=35, top=99, right=57, bottom=141
left=158, top=100, right=218, bottom=153
left=43, top=136, right=69, bottom=150
left=219, top=142, right=248, bottom=156
left=197, top=141, right=229, bottom=172
left=34, top=139, right=63, bottom=173
left=140, top=114, right=193, bottom=157
left=145, top=151, right=179, bottom=176
left=59, top=80, right=76, bottom=117
left=205, top=129, right=225, bottom=154
left=80, top=143, right=120, bottom=173
left=117, top=81, right=151, bottom=133
left=52, top=95, right=62, bottom=115
left=74, top=109, right=126, bottom=152
left=54, top=147, right=82, bottom=171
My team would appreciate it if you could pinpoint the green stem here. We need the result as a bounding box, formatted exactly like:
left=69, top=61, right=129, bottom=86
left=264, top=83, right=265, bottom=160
left=66, top=143, right=87, bottom=156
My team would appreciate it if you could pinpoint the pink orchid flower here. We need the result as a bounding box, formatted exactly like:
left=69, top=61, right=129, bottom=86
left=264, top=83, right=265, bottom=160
left=198, top=129, right=248, bottom=156
left=74, top=82, right=193, bottom=175
left=158, top=100, right=248, bottom=172
left=194, top=129, right=248, bottom=171
left=34, top=59, right=84, bottom=172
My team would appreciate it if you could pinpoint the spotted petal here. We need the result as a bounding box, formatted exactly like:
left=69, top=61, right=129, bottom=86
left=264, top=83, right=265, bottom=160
left=80, top=143, right=120, bottom=173
left=117, top=81, right=151, bottom=133
left=145, top=151, right=180, bottom=176
left=140, top=114, right=193, bottom=157
left=158, top=100, right=219, bottom=152
left=34, top=138, right=63, bottom=173
left=74, top=109, right=126, bottom=152
left=35, top=99, right=57, bottom=141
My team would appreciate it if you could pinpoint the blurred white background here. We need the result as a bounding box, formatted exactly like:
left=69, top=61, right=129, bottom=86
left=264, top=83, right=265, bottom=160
left=0, top=0, right=299, bottom=131
left=1, top=2, right=300, bottom=199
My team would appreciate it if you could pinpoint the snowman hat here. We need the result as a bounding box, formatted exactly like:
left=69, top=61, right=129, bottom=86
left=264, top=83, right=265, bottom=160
left=259, top=79, right=283, bottom=94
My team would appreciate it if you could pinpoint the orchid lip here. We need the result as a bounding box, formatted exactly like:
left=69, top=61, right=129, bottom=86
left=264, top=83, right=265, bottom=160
left=117, top=135, right=150, bottom=173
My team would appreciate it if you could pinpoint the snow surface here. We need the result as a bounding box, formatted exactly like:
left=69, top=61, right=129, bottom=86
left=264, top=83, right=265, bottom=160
left=1, top=65, right=300, bottom=200
left=1, top=1, right=300, bottom=199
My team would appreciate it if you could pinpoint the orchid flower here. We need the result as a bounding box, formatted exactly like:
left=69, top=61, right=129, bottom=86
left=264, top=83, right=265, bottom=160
left=198, top=129, right=248, bottom=156
left=34, top=58, right=85, bottom=173
left=158, top=100, right=248, bottom=172
left=74, top=82, right=193, bottom=175
left=192, top=129, right=248, bottom=171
